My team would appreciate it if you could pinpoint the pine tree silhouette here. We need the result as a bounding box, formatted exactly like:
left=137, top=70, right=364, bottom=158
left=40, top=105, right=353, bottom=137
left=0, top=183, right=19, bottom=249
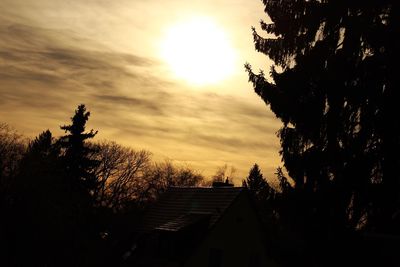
left=246, top=0, right=400, bottom=235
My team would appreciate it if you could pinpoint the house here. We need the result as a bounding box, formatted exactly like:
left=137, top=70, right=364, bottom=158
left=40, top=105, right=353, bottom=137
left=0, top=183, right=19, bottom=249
left=121, top=183, right=277, bottom=267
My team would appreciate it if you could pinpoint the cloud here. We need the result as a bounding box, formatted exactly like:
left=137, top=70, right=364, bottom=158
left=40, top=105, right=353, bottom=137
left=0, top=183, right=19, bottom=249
left=90, top=89, right=280, bottom=155
left=0, top=24, right=154, bottom=78
left=92, top=94, right=165, bottom=116
left=0, top=3, right=282, bottom=179
left=0, top=21, right=165, bottom=111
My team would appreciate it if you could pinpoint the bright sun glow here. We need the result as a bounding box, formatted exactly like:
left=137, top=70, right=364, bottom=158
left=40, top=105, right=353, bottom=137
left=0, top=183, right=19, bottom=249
left=161, top=17, right=236, bottom=86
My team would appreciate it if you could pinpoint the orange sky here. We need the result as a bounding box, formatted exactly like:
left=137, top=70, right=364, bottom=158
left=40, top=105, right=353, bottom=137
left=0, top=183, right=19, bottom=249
left=0, top=0, right=282, bottom=184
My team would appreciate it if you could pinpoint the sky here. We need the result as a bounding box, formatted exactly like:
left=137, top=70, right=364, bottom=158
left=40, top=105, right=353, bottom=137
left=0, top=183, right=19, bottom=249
left=0, top=0, right=282, bottom=184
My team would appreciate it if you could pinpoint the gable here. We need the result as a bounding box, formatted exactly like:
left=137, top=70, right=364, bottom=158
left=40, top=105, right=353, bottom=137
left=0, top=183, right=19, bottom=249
left=183, top=192, right=277, bottom=267
left=123, top=187, right=277, bottom=267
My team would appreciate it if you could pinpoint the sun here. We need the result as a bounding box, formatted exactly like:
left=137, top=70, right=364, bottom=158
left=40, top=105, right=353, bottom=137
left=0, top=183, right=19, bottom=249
left=160, top=16, right=236, bottom=86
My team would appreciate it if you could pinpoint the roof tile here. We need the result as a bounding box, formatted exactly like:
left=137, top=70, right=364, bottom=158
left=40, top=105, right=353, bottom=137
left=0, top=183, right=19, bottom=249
left=138, top=187, right=244, bottom=232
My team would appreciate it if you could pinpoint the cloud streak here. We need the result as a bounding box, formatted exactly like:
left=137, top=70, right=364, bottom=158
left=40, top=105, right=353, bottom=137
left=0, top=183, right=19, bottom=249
left=0, top=1, right=282, bottom=180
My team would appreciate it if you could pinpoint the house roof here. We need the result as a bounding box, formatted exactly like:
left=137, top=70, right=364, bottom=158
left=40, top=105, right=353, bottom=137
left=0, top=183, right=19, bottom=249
left=155, top=212, right=211, bottom=232
left=137, top=186, right=244, bottom=233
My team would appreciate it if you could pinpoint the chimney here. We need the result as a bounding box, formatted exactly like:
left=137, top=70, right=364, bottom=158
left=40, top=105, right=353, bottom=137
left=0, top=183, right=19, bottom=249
left=212, top=177, right=234, bottom=188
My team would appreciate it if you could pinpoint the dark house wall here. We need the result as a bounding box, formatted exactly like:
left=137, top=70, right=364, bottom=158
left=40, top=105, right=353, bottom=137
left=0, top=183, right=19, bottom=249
left=184, top=192, right=277, bottom=267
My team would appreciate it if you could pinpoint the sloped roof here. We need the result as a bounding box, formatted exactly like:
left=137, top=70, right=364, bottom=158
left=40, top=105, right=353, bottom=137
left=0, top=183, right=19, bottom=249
left=155, top=212, right=211, bottom=232
left=137, top=186, right=244, bottom=233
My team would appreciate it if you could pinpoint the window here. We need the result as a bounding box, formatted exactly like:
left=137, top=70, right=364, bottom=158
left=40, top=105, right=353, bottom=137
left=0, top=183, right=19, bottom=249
left=208, top=248, right=223, bottom=267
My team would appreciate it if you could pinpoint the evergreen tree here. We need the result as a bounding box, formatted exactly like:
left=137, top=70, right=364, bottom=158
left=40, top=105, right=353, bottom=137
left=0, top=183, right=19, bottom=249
left=243, top=164, right=277, bottom=227
left=21, top=130, right=60, bottom=173
left=244, top=164, right=269, bottom=199
left=59, top=104, right=99, bottom=197
left=18, top=130, right=61, bottom=190
left=11, top=130, right=67, bottom=265
left=246, top=0, right=400, bottom=234
left=58, top=105, right=101, bottom=265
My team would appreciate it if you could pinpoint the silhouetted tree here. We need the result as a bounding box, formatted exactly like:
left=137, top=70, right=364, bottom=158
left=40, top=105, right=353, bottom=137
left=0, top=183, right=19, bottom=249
left=247, top=0, right=400, bottom=235
left=17, top=130, right=61, bottom=194
left=0, top=123, right=25, bottom=203
left=9, top=130, right=71, bottom=265
left=243, top=164, right=277, bottom=227
left=0, top=124, right=26, bottom=265
left=0, top=110, right=209, bottom=266
left=91, top=140, right=152, bottom=211
left=211, top=164, right=236, bottom=183
left=174, top=165, right=204, bottom=186
left=57, top=105, right=102, bottom=266
left=59, top=104, right=99, bottom=199
left=247, top=1, right=400, bottom=266
left=244, top=164, right=269, bottom=197
left=143, top=160, right=204, bottom=200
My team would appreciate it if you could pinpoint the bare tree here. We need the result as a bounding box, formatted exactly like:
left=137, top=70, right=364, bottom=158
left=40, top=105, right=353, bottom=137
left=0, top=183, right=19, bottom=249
left=211, top=164, right=236, bottom=184
left=91, top=141, right=205, bottom=210
left=0, top=123, right=26, bottom=200
left=139, top=160, right=204, bottom=201
left=91, top=140, right=152, bottom=211
left=174, top=165, right=204, bottom=187
left=211, top=164, right=228, bottom=182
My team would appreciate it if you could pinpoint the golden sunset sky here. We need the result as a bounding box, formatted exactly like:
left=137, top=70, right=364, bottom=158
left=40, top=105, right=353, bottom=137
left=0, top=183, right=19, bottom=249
left=0, top=0, right=282, bottom=183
